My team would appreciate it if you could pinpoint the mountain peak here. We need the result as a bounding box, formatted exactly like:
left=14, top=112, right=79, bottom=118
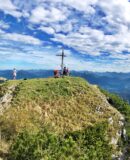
left=0, top=77, right=124, bottom=159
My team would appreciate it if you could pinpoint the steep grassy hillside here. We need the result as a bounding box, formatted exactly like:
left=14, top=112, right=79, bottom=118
left=0, top=77, right=124, bottom=159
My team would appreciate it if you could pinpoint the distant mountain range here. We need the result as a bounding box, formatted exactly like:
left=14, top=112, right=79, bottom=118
left=0, top=70, right=130, bottom=102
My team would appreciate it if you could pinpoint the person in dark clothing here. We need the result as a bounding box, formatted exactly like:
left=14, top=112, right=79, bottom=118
left=63, top=67, right=67, bottom=76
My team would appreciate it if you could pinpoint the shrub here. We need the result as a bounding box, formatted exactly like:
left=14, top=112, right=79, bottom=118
left=9, top=123, right=112, bottom=160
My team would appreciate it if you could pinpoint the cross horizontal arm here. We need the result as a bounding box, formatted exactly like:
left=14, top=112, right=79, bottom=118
left=56, top=54, right=67, bottom=57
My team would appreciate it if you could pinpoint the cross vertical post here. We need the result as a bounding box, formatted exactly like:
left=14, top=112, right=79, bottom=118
left=61, top=47, right=64, bottom=72
left=56, top=47, right=67, bottom=74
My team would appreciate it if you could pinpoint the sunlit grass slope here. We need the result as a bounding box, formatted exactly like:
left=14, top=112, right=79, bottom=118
left=0, top=77, right=123, bottom=159
left=0, top=77, right=121, bottom=134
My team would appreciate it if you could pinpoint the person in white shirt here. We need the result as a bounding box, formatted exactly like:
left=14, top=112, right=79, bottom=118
left=13, top=68, right=17, bottom=80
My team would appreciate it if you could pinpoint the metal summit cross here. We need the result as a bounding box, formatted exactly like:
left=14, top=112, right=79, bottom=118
left=56, top=47, right=67, bottom=73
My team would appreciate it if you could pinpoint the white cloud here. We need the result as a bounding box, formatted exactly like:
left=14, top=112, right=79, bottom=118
left=51, top=23, right=130, bottom=58
left=52, top=22, right=73, bottom=33
left=0, top=0, right=16, bottom=10
left=0, top=21, right=10, bottom=29
left=52, top=27, right=105, bottom=56
left=30, top=6, right=67, bottom=23
left=39, top=21, right=73, bottom=35
left=1, top=33, right=42, bottom=45
left=39, top=26, right=55, bottom=34
left=98, top=0, right=130, bottom=25
left=36, top=0, right=97, bottom=14
left=62, top=0, right=97, bottom=14
left=0, top=0, right=22, bottom=18
left=27, top=0, right=130, bottom=57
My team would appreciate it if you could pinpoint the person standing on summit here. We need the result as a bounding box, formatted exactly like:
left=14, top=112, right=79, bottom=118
left=13, top=68, right=17, bottom=80
left=63, top=67, right=67, bottom=76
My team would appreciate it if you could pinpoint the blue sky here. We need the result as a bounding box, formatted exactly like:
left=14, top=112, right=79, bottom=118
left=0, top=0, right=130, bottom=72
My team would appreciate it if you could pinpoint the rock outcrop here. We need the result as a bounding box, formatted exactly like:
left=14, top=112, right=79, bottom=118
left=0, top=78, right=7, bottom=84
left=0, top=85, right=17, bottom=115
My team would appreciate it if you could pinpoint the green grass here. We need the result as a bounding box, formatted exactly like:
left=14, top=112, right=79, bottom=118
left=0, top=77, right=123, bottom=159
left=9, top=122, right=112, bottom=160
left=0, top=77, right=121, bottom=134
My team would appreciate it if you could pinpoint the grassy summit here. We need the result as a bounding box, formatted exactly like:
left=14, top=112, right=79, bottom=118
left=0, top=77, right=121, bottom=133
left=0, top=77, right=123, bottom=159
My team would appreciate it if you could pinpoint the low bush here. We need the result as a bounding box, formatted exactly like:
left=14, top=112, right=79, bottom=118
left=9, top=123, right=112, bottom=160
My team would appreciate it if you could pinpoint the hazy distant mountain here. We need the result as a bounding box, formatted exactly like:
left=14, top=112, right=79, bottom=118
left=0, top=70, right=53, bottom=79
left=0, top=70, right=130, bottom=102
left=72, top=71, right=130, bottom=102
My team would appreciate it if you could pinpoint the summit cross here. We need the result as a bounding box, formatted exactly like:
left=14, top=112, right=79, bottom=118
left=56, top=47, right=67, bottom=73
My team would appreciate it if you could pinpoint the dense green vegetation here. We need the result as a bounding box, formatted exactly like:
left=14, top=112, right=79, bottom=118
left=9, top=123, right=112, bottom=160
